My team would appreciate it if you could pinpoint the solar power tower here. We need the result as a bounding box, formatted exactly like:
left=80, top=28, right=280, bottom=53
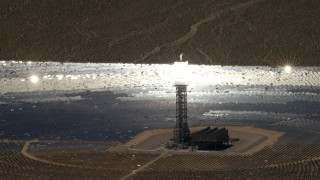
left=173, top=58, right=191, bottom=146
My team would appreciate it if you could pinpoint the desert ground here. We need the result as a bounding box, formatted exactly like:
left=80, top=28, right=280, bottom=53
left=1, top=0, right=320, bottom=66
left=123, top=126, right=283, bottom=154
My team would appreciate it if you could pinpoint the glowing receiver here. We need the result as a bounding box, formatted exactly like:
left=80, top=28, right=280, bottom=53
left=174, top=61, right=188, bottom=86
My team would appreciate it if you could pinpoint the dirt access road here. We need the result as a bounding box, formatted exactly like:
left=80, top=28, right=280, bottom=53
left=134, top=0, right=266, bottom=63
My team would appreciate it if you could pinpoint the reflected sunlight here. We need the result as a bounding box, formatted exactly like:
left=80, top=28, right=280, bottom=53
left=29, top=75, right=39, bottom=84
left=284, top=65, right=292, bottom=73
left=56, top=75, right=64, bottom=80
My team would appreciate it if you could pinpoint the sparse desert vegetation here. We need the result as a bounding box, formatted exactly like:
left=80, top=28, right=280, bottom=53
left=1, top=0, right=319, bottom=65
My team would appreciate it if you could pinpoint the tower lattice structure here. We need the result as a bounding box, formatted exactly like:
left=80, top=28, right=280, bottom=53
left=173, top=85, right=190, bottom=145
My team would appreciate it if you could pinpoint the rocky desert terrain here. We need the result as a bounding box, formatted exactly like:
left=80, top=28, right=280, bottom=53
left=1, top=0, right=319, bottom=65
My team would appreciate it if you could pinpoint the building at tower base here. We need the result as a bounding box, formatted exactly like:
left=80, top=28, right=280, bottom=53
left=190, top=127, right=229, bottom=150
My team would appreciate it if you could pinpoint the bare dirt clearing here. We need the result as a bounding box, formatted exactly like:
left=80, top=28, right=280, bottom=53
left=125, top=125, right=284, bottom=154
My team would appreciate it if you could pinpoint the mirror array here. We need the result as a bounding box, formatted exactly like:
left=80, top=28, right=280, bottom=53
left=1, top=61, right=320, bottom=179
